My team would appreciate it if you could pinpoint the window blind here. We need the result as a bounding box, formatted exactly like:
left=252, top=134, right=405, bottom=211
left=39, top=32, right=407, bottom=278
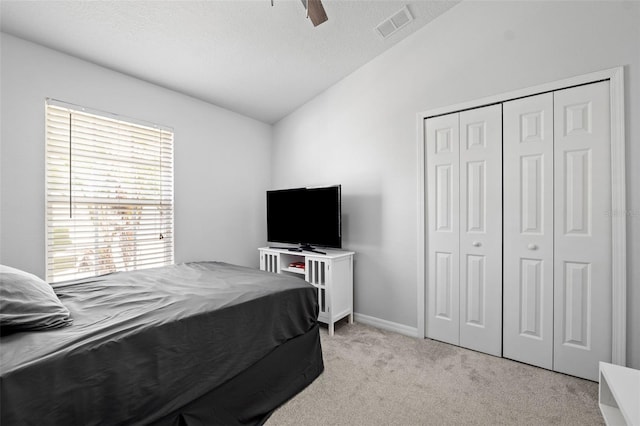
left=46, top=100, right=174, bottom=283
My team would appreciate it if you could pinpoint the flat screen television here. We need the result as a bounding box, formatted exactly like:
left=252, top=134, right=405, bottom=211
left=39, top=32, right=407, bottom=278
left=267, top=185, right=341, bottom=253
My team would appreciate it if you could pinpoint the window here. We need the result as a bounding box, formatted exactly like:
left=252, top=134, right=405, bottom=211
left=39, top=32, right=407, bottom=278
left=46, top=100, right=174, bottom=283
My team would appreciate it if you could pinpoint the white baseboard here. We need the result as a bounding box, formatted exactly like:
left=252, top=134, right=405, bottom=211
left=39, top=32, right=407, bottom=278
left=353, top=313, right=418, bottom=338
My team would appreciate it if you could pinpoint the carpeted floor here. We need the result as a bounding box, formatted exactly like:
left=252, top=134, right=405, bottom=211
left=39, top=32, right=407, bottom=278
left=267, top=321, right=603, bottom=425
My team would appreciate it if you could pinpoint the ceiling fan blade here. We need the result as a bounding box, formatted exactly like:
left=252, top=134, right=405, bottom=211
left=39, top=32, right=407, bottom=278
left=301, top=0, right=328, bottom=27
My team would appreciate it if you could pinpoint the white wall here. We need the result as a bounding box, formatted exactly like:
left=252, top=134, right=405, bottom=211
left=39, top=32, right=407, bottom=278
left=0, top=34, right=271, bottom=276
left=272, top=1, right=640, bottom=368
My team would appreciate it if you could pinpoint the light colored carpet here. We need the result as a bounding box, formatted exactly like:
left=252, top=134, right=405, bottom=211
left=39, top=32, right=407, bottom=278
left=267, top=321, right=603, bottom=425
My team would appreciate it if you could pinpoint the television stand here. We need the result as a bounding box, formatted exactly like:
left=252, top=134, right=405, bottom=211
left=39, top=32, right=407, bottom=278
left=259, top=247, right=355, bottom=336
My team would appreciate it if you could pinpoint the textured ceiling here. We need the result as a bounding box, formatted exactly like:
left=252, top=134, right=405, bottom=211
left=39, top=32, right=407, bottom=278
left=0, top=0, right=460, bottom=123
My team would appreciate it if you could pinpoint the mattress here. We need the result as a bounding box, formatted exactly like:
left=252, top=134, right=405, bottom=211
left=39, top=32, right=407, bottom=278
left=0, top=262, right=322, bottom=425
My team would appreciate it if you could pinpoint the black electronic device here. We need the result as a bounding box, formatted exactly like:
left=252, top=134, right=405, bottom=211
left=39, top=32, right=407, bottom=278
left=266, top=185, right=341, bottom=254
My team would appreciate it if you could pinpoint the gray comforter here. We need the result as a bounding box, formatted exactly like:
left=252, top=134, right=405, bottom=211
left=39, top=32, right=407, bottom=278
left=0, top=262, right=318, bottom=425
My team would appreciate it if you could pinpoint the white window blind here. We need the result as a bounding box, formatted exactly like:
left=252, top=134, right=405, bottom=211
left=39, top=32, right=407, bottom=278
left=46, top=100, right=174, bottom=283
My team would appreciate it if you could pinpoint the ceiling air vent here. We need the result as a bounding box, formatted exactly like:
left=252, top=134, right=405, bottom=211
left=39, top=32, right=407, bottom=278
left=375, top=5, right=413, bottom=39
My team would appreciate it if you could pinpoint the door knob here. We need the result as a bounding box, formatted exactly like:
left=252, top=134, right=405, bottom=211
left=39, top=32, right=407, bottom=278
left=472, top=241, right=481, bottom=247
left=527, top=244, right=538, bottom=250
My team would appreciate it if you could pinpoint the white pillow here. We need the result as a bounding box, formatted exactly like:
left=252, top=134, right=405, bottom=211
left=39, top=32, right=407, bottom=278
left=0, top=265, right=72, bottom=333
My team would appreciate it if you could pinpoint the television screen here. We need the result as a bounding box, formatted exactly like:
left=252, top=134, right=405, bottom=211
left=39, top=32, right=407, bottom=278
left=267, top=185, right=341, bottom=250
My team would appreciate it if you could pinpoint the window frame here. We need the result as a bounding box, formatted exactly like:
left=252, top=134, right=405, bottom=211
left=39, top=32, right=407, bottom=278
left=45, top=99, right=175, bottom=283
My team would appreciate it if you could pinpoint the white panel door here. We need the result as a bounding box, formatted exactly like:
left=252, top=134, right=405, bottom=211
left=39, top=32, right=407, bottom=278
left=503, top=93, right=554, bottom=369
left=459, top=105, right=502, bottom=357
left=426, top=113, right=460, bottom=346
left=553, top=81, right=611, bottom=381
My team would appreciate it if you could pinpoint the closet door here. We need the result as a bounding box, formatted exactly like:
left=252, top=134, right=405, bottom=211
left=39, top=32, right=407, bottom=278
left=459, top=105, right=502, bottom=356
left=426, top=113, right=460, bottom=346
left=425, top=79, right=614, bottom=379
left=503, top=93, right=554, bottom=369
left=553, top=81, right=611, bottom=381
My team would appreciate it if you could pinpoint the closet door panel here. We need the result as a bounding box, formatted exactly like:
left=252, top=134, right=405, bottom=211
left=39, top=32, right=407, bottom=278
left=553, top=81, right=611, bottom=381
left=503, top=93, right=554, bottom=369
left=459, top=104, right=502, bottom=357
left=426, top=113, right=460, bottom=345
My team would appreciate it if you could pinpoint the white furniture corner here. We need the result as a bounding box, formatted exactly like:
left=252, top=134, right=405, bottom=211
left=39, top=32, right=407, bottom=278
left=259, top=247, right=354, bottom=336
left=599, top=361, right=640, bottom=426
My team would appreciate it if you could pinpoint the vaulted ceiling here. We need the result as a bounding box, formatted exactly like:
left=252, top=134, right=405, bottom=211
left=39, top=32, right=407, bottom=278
left=1, top=0, right=460, bottom=123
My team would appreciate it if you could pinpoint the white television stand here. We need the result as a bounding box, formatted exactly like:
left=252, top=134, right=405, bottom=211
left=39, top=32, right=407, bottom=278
left=259, top=247, right=354, bottom=336
left=599, top=362, right=640, bottom=426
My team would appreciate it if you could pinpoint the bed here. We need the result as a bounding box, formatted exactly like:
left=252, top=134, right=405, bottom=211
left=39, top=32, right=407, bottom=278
left=0, top=261, right=324, bottom=425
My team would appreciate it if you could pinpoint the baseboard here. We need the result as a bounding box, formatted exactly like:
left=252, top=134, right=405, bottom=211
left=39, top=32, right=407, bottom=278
left=353, top=313, right=418, bottom=338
